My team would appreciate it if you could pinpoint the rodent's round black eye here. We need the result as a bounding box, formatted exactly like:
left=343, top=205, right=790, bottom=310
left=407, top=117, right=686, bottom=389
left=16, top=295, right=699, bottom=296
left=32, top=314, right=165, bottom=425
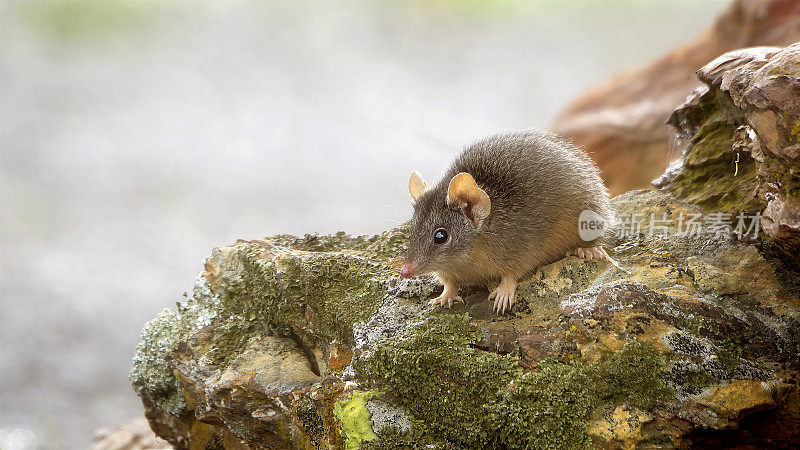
left=433, top=228, right=448, bottom=245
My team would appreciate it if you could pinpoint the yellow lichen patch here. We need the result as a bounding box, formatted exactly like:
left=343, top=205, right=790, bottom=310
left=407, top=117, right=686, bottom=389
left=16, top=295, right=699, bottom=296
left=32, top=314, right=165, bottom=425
left=334, top=391, right=380, bottom=449
left=698, top=380, right=776, bottom=419
left=578, top=314, right=678, bottom=363
left=588, top=405, right=653, bottom=449
left=596, top=331, right=627, bottom=353
left=630, top=260, right=694, bottom=292
left=536, top=261, right=577, bottom=292
left=647, top=322, right=678, bottom=352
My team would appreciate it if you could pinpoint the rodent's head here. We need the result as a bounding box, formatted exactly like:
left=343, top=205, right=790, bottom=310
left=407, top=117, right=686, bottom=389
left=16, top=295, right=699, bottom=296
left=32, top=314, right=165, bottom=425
left=401, top=171, right=491, bottom=278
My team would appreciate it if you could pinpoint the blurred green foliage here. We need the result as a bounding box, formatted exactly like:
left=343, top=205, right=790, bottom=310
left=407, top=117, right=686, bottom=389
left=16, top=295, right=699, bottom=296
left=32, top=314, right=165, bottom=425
left=16, top=0, right=159, bottom=40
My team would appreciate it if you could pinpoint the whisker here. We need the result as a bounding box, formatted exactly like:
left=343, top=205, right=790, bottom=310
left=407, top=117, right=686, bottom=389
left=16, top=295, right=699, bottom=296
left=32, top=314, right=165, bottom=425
left=379, top=217, right=401, bottom=223
left=384, top=204, right=399, bottom=211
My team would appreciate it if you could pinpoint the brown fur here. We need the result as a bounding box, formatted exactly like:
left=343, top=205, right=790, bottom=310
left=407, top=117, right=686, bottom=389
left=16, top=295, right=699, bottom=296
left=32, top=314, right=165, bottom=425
left=406, top=129, right=614, bottom=286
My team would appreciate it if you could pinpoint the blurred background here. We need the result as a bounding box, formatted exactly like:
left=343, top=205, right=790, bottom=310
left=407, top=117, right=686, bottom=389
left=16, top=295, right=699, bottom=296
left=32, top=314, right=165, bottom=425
left=1, top=1, right=731, bottom=448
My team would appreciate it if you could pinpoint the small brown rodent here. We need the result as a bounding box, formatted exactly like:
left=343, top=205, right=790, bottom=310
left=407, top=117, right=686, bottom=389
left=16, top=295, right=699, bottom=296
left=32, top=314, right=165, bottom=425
left=400, top=129, right=615, bottom=314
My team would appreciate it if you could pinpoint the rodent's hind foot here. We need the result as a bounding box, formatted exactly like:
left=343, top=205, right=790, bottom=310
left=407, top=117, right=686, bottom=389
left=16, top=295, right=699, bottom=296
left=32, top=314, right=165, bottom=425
left=489, top=277, right=518, bottom=314
left=429, top=293, right=463, bottom=308
left=567, top=246, right=606, bottom=261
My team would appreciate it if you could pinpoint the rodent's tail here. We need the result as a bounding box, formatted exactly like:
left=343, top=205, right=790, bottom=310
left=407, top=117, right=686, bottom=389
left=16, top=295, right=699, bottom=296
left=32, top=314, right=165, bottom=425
left=598, top=247, right=630, bottom=274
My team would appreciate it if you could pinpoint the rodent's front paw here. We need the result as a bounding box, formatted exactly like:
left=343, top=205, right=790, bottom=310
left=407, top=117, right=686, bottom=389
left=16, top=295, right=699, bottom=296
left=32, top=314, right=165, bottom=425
left=489, top=285, right=517, bottom=314
left=429, top=294, right=463, bottom=308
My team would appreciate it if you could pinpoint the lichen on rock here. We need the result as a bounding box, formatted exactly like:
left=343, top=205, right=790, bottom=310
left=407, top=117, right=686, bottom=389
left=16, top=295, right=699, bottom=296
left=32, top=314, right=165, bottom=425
left=488, top=339, right=671, bottom=450
left=129, top=231, right=408, bottom=448
left=131, top=45, right=800, bottom=449
left=130, top=275, right=220, bottom=415
left=130, top=192, right=800, bottom=447
left=360, top=313, right=520, bottom=448
left=660, top=44, right=800, bottom=255
left=333, top=391, right=380, bottom=449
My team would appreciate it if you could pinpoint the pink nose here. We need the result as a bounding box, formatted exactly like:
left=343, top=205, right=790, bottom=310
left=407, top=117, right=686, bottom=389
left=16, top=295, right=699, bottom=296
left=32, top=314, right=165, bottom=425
left=400, top=264, right=415, bottom=278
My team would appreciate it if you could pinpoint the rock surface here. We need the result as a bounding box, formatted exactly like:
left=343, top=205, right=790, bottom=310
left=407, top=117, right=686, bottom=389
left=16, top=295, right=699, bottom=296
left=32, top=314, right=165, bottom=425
left=657, top=43, right=800, bottom=256
left=552, top=0, right=800, bottom=195
left=131, top=186, right=800, bottom=448
left=131, top=42, right=800, bottom=450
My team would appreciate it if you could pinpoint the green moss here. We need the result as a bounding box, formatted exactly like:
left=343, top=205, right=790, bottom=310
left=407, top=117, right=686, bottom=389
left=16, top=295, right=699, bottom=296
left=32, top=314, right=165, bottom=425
left=132, top=226, right=404, bottom=419
left=686, top=369, right=715, bottom=389
left=672, top=122, right=759, bottom=212
left=591, top=340, right=673, bottom=410
left=688, top=319, right=743, bottom=373
left=557, top=259, right=603, bottom=283
left=668, top=89, right=762, bottom=212
left=362, top=223, right=410, bottom=261
left=277, top=252, right=392, bottom=347
left=716, top=341, right=744, bottom=372
left=334, top=391, right=381, bottom=450
left=768, top=64, right=799, bottom=77
left=362, top=313, right=521, bottom=448
left=271, top=231, right=378, bottom=253
left=214, top=246, right=304, bottom=366
left=204, top=319, right=270, bottom=368
left=687, top=124, right=733, bottom=165
left=487, top=340, right=671, bottom=449
left=363, top=313, right=671, bottom=449
left=217, top=242, right=392, bottom=354
left=219, top=246, right=285, bottom=323
left=489, top=360, right=594, bottom=449
left=270, top=223, right=409, bottom=262
left=361, top=427, right=444, bottom=450
left=295, top=395, right=331, bottom=450
left=675, top=315, right=747, bottom=373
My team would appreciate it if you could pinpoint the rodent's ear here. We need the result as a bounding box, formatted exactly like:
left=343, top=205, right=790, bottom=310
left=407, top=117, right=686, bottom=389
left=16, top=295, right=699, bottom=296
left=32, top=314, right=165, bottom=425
left=447, top=172, right=491, bottom=228
left=408, top=171, right=427, bottom=202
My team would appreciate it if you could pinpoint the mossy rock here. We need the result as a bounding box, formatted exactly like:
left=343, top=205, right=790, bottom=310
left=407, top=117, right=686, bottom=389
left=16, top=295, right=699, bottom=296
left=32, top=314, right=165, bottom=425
left=131, top=190, right=800, bottom=448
